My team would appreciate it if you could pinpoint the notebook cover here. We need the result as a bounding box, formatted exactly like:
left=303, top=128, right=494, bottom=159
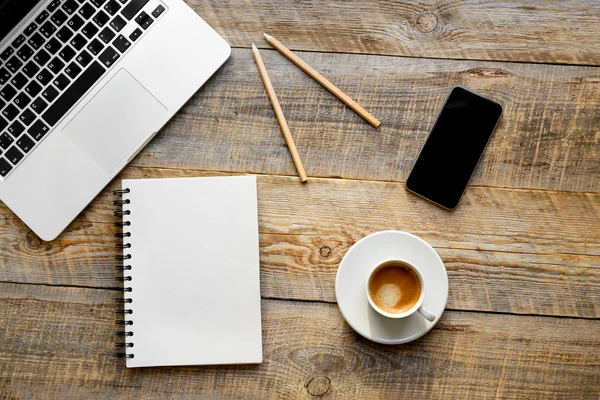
left=119, top=176, right=262, bottom=368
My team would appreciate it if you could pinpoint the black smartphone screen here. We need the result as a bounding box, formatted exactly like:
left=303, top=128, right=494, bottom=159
left=406, top=87, right=502, bottom=209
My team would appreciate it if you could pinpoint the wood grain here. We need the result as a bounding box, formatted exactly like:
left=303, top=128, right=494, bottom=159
left=0, top=167, right=597, bottom=318
left=189, top=0, right=600, bottom=66
left=0, top=282, right=598, bottom=399
left=128, top=48, right=600, bottom=192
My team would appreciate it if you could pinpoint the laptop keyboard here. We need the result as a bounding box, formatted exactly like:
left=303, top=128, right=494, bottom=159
left=0, top=0, right=166, bottom=178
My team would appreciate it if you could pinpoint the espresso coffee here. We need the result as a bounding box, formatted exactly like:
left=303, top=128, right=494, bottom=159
left=368, top=261, right=421, bottom=314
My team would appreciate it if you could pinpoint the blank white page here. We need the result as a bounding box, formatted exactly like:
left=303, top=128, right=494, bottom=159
left=120, top=176, right=262, bottom=368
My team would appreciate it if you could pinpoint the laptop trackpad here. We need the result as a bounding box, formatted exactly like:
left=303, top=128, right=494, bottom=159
left=63, top=69, right=168, bottom=174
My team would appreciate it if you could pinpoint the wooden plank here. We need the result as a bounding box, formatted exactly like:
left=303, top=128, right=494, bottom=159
left=0, top=283, right=598, bottom=399
left=129, top=48, right=600, bottom=192
left=190, top=0, right=600, bottom=66
left=0, top=167, right=598, bottom=318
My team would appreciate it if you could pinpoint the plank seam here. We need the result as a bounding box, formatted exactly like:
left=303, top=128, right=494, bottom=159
left=233, top=44, right=600, bottom=69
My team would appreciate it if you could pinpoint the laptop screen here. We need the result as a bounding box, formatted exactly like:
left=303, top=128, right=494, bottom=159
left=0, top=0, right=42, bottom=43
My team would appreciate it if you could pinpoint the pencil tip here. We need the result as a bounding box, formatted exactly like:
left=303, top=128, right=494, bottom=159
left=263, top=32, right=272, bottom=41
left=251, top=42, right=258, bottom=52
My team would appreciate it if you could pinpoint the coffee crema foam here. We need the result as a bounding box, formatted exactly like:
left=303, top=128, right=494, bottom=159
left=368, top=261, right=421, bottom=313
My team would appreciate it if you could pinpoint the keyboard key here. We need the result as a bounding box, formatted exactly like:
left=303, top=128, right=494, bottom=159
left=99, top=27, right=116, bottom=43
left=70, top=34, right=88, bottom=50
left=122, top=0, right=149, bottom=20
left=17, top=134, right=35, bottom=153
left=22, top=61, right=40, bottom=78
left=5, top=146, right=23, bottom=164
left=82, top=22, right=99, bottom=39
left=40, top=21, right=57, bottom=38
left=25, top=81, right=42, bottom=97
left=0, top=99, right=4, bottom=111
left=6, top=56, right=22, bottom=73
left=0, top=157, right=12, bottom=176
left=110, top=15, right=126, bottom=32
left=59, top=45, right=76, bottom=62
left=0, top=67, right=10, bottom=85
left=7, top=120, right=25, bottom=138
left=99, top=46, right=119, bottom=68
left=79, top=3, right=96, bottom=19
left=113, top=34, right=131, bottom=53
left=42, top=61, right=106, bottom=126
left=31, top=97, right=49, bottom=114
left=0, top=85, right=17, bottom=102
left=12, top=35, right=26, bottom=48
left=152, top=5, right=165, bottom=18
left=129, top=28, right=142, bottom=42
left=68, top=14, right=85, bottom=31
left=94, top=10, right=110, bottom=27
left=24, top=23, right=38, bottom=37
left=34, top=49, right=52, bottom=66
left=45, top=38, right=63, bottom=54
left=54, top=73, right=71, bottom=90
left=104, top=0, right=121, bottom=15
left=19, top=109, right=36, bottom=125
left=48, top=58, right=65, bottom=74
left=42, top=86, right=59, bottom=102
left=35, top=10, right=50, bottom=24
left=14, top=92, right=32, bottom=109
left=65, top=62, right=82, bottom=78
left=37, top=68, right=54, bottom=85
left=19, top=109, right=35, bottom=126
left=17, top=45, right=34, bottom=61
left=48, top=0, right=61, bottom=12
left=1, top=47, right=14, bottom=61
left=0, top=133, right=14, bottom=149
left=0, top=117, right=7, bottom=132
left=51, top=10, right=68, bottom=26
left=62, top=0, right=79, bottom=14
left=28, top=120, right=50, bottom=140
left=92, top=0, right=108, bottom=7
left=76, top=50, right=93, bottom=67
left=2, top=104, right=19, bottom=121
left=11, top=73, right=28, bottom=89
left=28, top=32, right=46, bottom=50
left=135, top=12, right=153, bottom=29
left=87, top=39, right=104, bottom=55
left=57, top=26, right=75, bottom=43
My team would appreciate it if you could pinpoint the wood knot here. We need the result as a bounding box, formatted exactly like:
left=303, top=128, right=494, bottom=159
left=26, top=229, right=44, bottom=249
left=319, top=246, right=332, bottom=258
left=306, top=376, right=331, bottom=397
left=417, top=13, right=438, bottom=33
left=467, top=68, right=510, bottom=78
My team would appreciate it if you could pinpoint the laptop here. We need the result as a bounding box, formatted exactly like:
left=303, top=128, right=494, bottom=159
left=0, top=0, right=230, bottom=240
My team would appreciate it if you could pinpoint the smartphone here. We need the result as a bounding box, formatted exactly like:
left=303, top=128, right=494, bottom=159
left=406, top=86, right=502, bottom=209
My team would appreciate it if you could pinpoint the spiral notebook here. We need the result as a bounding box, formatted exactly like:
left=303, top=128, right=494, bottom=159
left=114, top=175, right=262, bottom=368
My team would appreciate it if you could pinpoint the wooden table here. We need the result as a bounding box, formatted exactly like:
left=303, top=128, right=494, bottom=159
left=1, top=1, right=599, bottom=398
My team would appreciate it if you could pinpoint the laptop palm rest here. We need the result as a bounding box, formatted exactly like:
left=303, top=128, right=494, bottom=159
left=63, top=68, right=168, bottom=174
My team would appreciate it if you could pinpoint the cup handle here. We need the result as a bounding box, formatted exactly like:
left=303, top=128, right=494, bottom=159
left=418, top=305, right=436, bottom=322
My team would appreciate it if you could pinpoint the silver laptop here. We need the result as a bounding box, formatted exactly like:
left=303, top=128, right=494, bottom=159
left=0, top=0, right=230, bottom=240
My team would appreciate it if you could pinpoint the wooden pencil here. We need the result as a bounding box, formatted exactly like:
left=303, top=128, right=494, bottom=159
left=252, top=43, right=308, bottom=183
left=263, top=33, right=381, bottom=128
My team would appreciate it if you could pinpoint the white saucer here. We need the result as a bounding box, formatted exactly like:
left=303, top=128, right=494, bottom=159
left=335, top=230, right=448, bottom=344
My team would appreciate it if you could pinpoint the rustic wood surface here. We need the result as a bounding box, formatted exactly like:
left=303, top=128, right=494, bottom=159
left=133, top=48, right=600, bottom=192
left=190, top=0, right=600, bottom=66
left=1, top=0, right=599, bottom=398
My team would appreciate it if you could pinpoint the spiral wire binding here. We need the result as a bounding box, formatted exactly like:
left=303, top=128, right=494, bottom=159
left=114, top=188, right=134, bottom=360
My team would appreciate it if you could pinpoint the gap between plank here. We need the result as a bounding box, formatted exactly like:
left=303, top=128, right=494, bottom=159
left=125, top=165, right=600, bottom=195
left=233, top=44, right=600, bottom=69
left=0, top=280, right=597, bottom=321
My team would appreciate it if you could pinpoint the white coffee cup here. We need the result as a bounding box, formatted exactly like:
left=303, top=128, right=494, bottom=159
left=366, top=259, right=436, bottom=322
